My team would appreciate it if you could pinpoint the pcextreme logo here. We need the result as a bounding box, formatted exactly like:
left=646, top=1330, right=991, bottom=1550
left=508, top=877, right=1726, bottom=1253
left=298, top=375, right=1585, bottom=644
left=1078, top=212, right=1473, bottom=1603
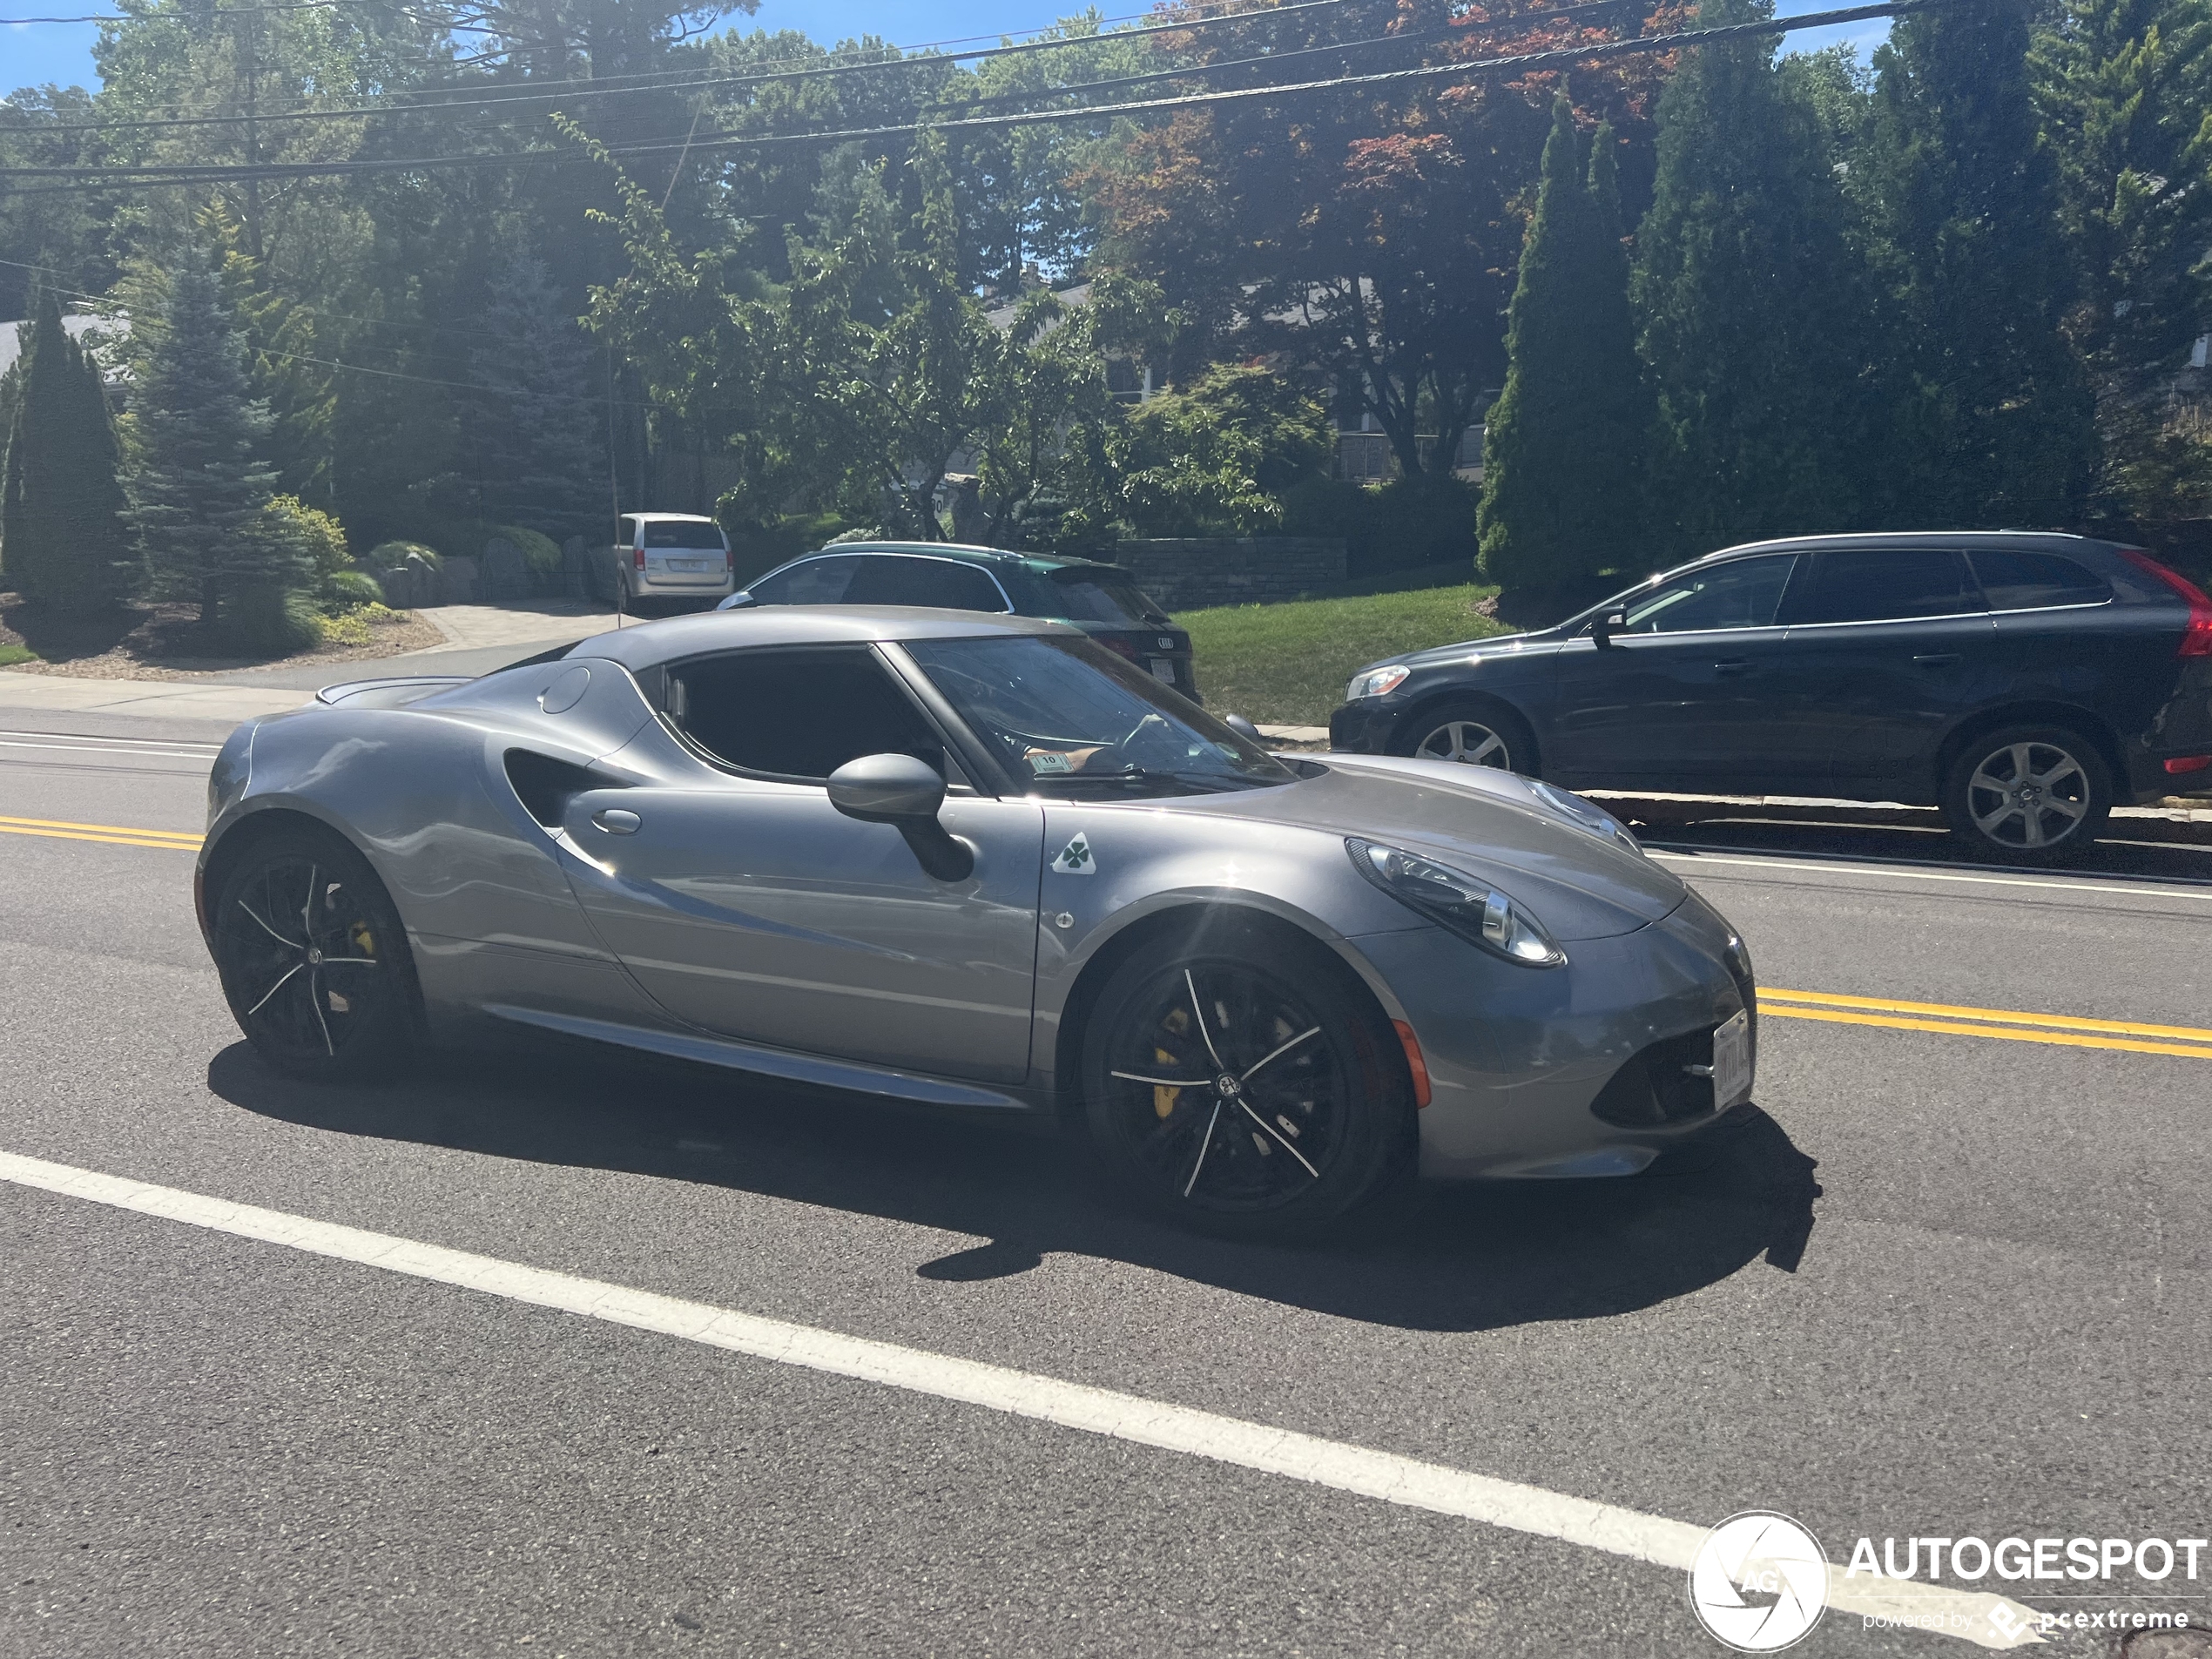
left=1690, top=1511, right=1830, bottom=1652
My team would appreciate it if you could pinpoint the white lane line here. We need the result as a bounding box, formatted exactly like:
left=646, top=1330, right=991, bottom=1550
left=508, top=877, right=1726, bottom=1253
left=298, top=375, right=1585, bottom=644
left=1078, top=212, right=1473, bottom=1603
left=0, top=738, right=219, bottom=760
left=0, top=1148, right=2040, bottom=1649
left=1649, top=849, right=2212, bottom=904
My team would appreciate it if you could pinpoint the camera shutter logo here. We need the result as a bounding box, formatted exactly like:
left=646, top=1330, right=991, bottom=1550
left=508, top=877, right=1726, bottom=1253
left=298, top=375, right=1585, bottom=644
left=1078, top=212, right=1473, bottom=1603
left=1689, top=1511, right=1829, bottom=1652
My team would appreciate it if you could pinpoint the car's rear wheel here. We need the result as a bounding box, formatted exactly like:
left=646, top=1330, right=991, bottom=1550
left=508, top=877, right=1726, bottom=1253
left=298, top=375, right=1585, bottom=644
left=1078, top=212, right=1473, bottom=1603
left=1397, top=698, right=1529, bottom=773
left=212, top=823, right=421, bottom=1081
left=1940, top=725, right=2112, bottom=865
left=1079, top=919, right=1411, bottom=1237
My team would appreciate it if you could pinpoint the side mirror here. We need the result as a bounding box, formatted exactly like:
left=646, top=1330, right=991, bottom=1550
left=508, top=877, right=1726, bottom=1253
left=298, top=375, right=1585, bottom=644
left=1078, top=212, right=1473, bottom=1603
left=717, top=591, right=756, bottom=610
left=1221, top=713, right=1263, bottom=743
left=1591, top=607, right=1628, bottom=649
left=826, top=753, right=973, bottom=881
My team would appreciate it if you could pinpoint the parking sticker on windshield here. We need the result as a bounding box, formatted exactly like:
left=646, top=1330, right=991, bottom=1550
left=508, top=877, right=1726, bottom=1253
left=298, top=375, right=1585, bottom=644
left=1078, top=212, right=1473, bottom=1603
left=1053, top=833, right=1097, bottom=875
left=1028, top=751, right=1073, bottom=774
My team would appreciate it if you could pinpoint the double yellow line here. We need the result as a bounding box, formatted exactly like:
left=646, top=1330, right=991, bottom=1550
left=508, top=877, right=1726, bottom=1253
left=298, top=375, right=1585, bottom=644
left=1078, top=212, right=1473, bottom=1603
left=6, top=811, right=2208, bottom=1063
left=0, top=813, right=204, bottom=853
left=1760, top=988, right=2212, bottom=1061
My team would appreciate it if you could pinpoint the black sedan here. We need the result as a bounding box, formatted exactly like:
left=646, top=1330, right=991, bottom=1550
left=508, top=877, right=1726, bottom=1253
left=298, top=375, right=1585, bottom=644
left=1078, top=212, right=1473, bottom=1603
left=1329, top=532, right=2212, bottom=863
left=721, top=542, right=1199, bottom=700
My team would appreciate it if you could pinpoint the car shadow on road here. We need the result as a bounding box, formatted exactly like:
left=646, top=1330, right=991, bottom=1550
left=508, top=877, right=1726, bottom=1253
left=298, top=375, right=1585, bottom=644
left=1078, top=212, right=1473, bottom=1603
left=211, top=1039, right=1821, bottom=1336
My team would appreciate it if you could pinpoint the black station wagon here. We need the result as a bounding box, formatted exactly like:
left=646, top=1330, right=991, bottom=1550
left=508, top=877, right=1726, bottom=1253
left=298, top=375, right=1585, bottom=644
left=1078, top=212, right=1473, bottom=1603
left=721, top=543, right=1198, bottom=700
left=1329, top=532, right=2212, bottom=863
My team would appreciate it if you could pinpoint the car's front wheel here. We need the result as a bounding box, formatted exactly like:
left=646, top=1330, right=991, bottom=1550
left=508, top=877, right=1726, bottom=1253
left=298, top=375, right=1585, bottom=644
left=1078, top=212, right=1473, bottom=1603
left=211, top=823, right=422, bottom=1081
left=1939, top=725, right=2112, bottom=865
left=1396, top=698, right=1529, bottom=773
left=1079, top=919, right=1412, bottom=1237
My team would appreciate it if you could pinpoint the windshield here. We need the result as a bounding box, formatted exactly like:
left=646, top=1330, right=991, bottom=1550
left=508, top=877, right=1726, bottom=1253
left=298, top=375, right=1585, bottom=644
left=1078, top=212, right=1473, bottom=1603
left=1044, top=568, right=1169, bottom=626
left=901, top=636, right=1292, bottom=797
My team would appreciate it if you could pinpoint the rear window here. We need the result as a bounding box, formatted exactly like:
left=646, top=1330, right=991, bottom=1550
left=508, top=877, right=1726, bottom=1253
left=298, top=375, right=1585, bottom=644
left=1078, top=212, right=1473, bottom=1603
left=1042, top=568, right=1169, bottom=626
left=1790, top=550, right=1977, bottom=624
left=644, top=520, right=725, bottom=550
left=1968, top=550, right=2111, bottom=610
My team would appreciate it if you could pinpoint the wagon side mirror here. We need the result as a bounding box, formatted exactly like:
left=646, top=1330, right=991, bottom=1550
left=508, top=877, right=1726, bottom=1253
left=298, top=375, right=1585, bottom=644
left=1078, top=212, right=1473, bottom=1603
left=1591, top=608, right=1628, bottom=649
left=1221, top=714, right=1263, bottom=743
left=826, top=753, right=974, bottom=881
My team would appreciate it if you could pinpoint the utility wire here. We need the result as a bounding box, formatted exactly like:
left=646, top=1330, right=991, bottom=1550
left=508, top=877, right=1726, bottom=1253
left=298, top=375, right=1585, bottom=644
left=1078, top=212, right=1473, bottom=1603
left=0, top=0, right=1929, bottom=193
left=0, top=0, right=1343, bottom=135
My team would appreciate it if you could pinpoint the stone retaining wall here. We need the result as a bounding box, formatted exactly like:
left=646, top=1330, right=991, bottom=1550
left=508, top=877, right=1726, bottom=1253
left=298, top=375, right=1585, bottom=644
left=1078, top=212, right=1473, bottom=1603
left=1109, top=537, right=1347, bottom=611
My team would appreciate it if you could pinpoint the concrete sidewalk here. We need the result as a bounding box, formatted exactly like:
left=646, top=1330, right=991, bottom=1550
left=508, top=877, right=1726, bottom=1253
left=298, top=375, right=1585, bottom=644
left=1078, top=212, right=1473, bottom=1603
left=0, top=670, right=312, bottom=724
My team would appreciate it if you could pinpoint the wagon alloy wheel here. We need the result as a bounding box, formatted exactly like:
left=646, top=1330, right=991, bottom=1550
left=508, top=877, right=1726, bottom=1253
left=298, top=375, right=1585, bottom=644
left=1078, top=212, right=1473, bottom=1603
left=1941, top=724, right=2112, bottom=867
left=1966, top=741, right=2090, bottom=849
left=1102, top=961, right=1349, bottom=1212
left=212, top=829, right=420, bottom=1081
left=1414, top=718, right=1513, bottom=769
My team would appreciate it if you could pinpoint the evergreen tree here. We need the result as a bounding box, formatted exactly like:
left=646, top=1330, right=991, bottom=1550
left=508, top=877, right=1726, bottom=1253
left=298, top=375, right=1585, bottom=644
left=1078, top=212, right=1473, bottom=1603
left=1633, top=0, right=1872, bottom=555
left=2033, top=0, right=2212, bottom=518
left=125, top=252, right=308, bottom=638
left=469, top=251, right=600, bottom=540
left=1478, top=98, right=1647, bottom=590
left=1861, top=0, right=2098, bottom=526
left=1, top=291, right=133, bottom=613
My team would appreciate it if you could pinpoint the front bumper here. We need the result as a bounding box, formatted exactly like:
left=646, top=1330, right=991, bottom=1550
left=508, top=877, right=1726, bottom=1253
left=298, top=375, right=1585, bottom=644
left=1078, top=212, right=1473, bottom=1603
left=1358, top=888, right=1754, bottom=1181
left=1328, top=698, right=1402, bottom=753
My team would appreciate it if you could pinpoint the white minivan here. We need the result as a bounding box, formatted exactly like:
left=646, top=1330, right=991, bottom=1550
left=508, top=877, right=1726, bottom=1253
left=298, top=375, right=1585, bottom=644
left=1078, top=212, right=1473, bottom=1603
left=608, top=513, right=735, bottom=606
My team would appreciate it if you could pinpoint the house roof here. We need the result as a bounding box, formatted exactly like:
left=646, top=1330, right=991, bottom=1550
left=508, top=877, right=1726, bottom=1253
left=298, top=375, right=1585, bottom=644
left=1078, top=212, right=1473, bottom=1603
left=0, top=311, right=131, bottom=381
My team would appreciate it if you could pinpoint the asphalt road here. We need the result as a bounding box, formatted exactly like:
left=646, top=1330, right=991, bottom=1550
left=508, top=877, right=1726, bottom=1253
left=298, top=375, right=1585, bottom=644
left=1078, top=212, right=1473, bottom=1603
left=3, top=714, right=2209, bottom=1659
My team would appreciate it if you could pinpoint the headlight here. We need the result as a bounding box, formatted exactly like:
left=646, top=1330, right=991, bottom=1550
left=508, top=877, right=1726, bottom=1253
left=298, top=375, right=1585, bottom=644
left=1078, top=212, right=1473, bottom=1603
left=1346, top=838, right=1565, bottom=967
left=1345, top=664, right=1411, bottom=701
left=1527, top=779, right=1641, bottom=853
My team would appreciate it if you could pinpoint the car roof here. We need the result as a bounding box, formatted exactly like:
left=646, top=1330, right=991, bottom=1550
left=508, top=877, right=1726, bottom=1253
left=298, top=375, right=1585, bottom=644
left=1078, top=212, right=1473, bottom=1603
left=791, top=541, right=1120, bottom=576
left=1694, top=530, right=2130, bottom=564
left=568, top=604, right=1080, bottom=669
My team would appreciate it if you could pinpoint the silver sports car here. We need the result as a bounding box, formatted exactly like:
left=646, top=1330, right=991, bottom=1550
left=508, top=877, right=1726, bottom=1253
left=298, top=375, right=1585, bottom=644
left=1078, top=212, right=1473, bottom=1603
left=197, top=607, right=1758, bottom=1235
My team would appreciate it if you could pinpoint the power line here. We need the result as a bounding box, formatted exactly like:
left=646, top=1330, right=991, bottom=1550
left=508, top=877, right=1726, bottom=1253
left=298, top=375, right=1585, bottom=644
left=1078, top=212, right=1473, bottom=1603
left=0, top=0, right=1341, bottom=137
left=0, top=1, right=1931, bottom=194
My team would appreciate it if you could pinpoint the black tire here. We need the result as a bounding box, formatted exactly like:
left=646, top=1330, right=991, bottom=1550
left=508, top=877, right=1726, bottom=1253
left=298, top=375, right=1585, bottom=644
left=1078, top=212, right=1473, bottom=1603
left=1939, top=724, right=2113, bottom=866
left=211, top=822, right=423, bottom=1082
left=1393, top=697, right=1532, bottom=775
left=1078, top=916, right=1413, bottom=1238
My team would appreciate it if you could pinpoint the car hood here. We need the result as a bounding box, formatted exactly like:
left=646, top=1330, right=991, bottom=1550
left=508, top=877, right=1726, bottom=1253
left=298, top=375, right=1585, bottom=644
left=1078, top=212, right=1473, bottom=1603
left=1375, top=628, right=1569, bottom=675
left=1165, top=755, right=1685, bottom=941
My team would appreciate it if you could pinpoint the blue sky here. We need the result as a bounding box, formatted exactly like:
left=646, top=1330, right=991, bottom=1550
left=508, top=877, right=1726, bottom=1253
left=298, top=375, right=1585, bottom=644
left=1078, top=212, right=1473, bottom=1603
left=3, top=0, right=1887, bottom=102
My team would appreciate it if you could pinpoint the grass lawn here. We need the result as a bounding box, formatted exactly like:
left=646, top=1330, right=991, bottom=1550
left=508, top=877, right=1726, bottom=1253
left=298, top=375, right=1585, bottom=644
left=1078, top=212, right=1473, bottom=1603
left=0, top=644, right=37, bottom=668
left=1182, top=581, right=1508, bottom=726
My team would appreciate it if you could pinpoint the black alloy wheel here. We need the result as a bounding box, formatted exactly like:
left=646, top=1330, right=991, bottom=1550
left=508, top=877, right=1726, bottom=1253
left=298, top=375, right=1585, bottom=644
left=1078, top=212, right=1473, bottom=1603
left=1940, top=725, right=2112, bottom=866
left=212, top=826, right=421, bottom=1082
left=1081, top=924, right=1410, bottom=1236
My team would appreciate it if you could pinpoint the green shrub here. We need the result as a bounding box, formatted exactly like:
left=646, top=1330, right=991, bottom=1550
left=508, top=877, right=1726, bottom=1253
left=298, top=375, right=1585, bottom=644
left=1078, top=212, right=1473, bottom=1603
left=723, top=509, right=863, bottom=585
left=493, top=523, right=564, bottom=591
left=364, top=538, right=440, bottom=572
left=315, top=600, right=408, bottom=647
left=322, top=568, right=386, bottom=610
left=1283, top=473, right=1479, bottom=578
left=264, top=494, right=351, bottom=577
left=1113, top=365, right=1333, bottom=536
left=219, top=583, right=322, bottom=654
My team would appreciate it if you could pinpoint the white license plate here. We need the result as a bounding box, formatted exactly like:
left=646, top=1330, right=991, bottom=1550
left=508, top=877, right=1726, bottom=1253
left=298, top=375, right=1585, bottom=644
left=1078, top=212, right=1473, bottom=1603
left=1150, top=658, right=1177, bottom=683
left=670, top=557, right=711, bottom=572
left=1711, top=1008, right=1751, bottom=1107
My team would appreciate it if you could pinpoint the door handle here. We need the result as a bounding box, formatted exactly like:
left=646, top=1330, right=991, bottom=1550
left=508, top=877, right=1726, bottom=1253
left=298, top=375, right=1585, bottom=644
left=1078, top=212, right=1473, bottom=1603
left=592, top=807, right=642, bottom=834
left=1714, top=659, right=1752, bottom=676
left=1912, top=652, right=1962, bottom=668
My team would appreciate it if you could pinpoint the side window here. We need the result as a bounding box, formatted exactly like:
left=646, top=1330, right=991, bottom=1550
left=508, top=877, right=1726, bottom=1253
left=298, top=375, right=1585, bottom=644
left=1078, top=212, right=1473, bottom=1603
left=1968, top=550, right=2111, bottom=610
left=749, top=556, right=860, bottom=606
left=617, top=516, right=637, bottom=548
left=667, top=648, right=947, bottom=781
left=1788, top=550, right=1976, bottom=624
left=1615, top=555, right=1798, bottom=634
left=845, top=556, right=1008, bottom=611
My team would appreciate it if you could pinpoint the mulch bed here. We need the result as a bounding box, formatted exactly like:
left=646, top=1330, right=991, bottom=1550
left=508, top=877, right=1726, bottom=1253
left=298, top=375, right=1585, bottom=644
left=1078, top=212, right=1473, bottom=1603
left=0, top=594, right=443, bottom=680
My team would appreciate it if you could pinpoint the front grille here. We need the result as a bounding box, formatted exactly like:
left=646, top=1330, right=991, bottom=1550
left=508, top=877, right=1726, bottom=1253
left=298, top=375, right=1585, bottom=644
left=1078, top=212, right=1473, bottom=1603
left=1589, top=1027, right=1720, bottom=1127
